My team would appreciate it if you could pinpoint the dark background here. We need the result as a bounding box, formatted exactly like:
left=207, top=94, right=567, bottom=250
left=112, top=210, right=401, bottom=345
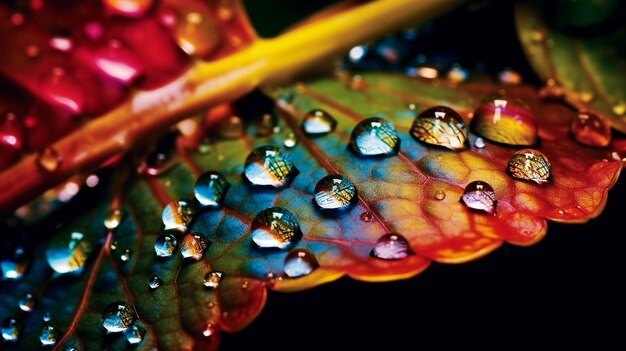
left=221, top=1, right=626, bottom=349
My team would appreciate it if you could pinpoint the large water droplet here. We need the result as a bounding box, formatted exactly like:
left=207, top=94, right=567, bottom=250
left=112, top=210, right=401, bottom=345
left=104, top=209, right=123, bottom=230
left=19, top=293, right=36, bottom=312
left=102, top=301, right=136, bottom=333
left=251, top=207, right=302, bottom=249
left=284, top=249, right=318, bottom=278
left=154, top=232, right=178, bottom=257
left=162, top=200, right=197, bottom=232
left=460, top=181, right=497, bottom=215
left=103, top=0, right=154, bottom=18
left=194, top=171, right=230, bottom=208
left=126, top=324, right=144, bottom=344
left=570, top=111, right=611, bottom=148
left=470, top=95, right=538, bottom=146
left=180, top=234, right=209, bottom=260
left=175, top=11, right=221, bottom=57
left=371, top=234, right=413, bottom=260
left=314, top=174, right=357, bottom=210
left=1, top=318, right=19, bottom=342
left=120, top=248, right=133, bottom=262
left=203, top=271, right=223, bottom=288
left=243, top=145, right=298, bottom=188
left=149, top=276, right=162, bottom=290
left=349, top=117, right=400, bottom=156
left=411, top=106, right=467, bottom=150
left=507, top=149, right=551, bottom=184
left=39, top=324, right=57, bottom=346
left=36, top=147, right=61, bottom=172
left=46, top=231, right=93, bottom=275
left=302, top=109, right=337, bottom=135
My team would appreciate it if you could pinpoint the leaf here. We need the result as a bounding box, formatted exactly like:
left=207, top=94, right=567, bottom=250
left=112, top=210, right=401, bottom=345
left=515, top=0, right=626, bottom=132
left=1, top=70, right=622, bottom=350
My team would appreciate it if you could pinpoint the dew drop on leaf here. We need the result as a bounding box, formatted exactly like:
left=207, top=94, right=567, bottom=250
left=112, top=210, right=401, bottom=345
left=110, top=240, right=118, bottom=252
left=180, top=233, right=209, bottom=260
left=371, top=233, right=413, bottom=260
left=104, top=209, right=123, bottom=230
left=570, top=111, right=611, bottom=148
left=301, top=109, right=337, bottom=135
left=203, top=271, right=223, bottom=288
left=1, top=318, right=19, bottom=342
left=507, top=149, right=551, bottom=184
left=314, top=174, right=357, bottom=210
left=471, top=95, right=538, bottom=146
left=243, top=145, right=298, bottom=188
left=175, top=11, right=221, bottom=57
left=0, top=256, right=27, bottom=280
left=282, top=132, right=298, bottom=148
left=18, top=293, right=35, bottom=312
left=460, top=181, right=497, bottom=215
left=411, top=106, right=467, bottom=150
left=203, top=323, right=216, bottom=337
left=194, top=171, right=230, bottom=208
left=251, top=207, right=302, bottom=249
left=434, top=190, right=446, bottom=201
left=36, top=147, right=61, bottom=173
left=102, top=301, right=136, bottom=333
left=39, top=324, right=57, bottom=346
left=46, top=231, right=92, bottom=274
left=349, top=117, right=400, bottom=156
left=360, top=211, right=373, bottom=222
left=148, top=276, right=162, bottom=290
left=474, top=137, right=485, bottom=149
left=154, top=232, right=178, bottom=257
left=42, top=312, right=51, bottom=322
left=120, top=248, right=133, bottom=262
left=125, top=324, right=144, bottom=344
left=162, top=200, right=197, bottom=232
left=284, top=249, right=318, bottom=278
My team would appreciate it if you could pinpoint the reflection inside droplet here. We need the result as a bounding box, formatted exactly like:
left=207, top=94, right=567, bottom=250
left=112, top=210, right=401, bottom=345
left=251, top=207, right=302, bottom=249
left=284, top=249, right=318, bottom=278
left=371, top=233, right=413, bottom=260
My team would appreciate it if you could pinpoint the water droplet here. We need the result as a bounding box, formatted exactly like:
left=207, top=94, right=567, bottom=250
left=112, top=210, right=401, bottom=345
left=434, top=190, right=446, bottom=201
left=218, top=115, right=244, bottom=139
left=612, top=101, right=625, bottom=116
left=411, top=106, right=467, bottom=150
left=302, top=109, right=337, bottom=135
left=46, top=231, right=93, bottom=274
left=145, top=152, right=170, bottom=176
left=256, top=113, right=279, bottom=136
left=125, top=324, right=143, bottom=344
left=110, top=240, right=118, bottom=251
left=360, top=211, right=373, bottom=222
left=243, top=145, right=298, bottom=188
left=175, top=11, right=221, bottom=57
left=203, top=271, right=223, bottom=288
left=202, top=323, right=215, bottom=337
left=149, top=276, right=162, bottom=289
left=314, top=174, right=357, bottom=210
left=162, top=200, right=197, bottom=232
left=507, top=149, right=551, bottom=184
left=460, top=181, right=497, bottom=215
left=104, top=209, right=123, bottom=230
left=348, top=45, right=367, bottom=62
left=39, top=324, right=57, bottom=346
left=102, top=301, right=136, bottom=333
left=0, top=256, right=27, bottom=280
left=539, top=79, right=564, bottom=100
left=36, top=147, right=61, bottom=172
left=241, top=279, right=249, bottom=289
left=371, top=233, right=413, bottom=260
left=470, top=95, right=538, bottom=146
left=42, top=312, right=51, bottom=322
left=349, top=117, right=400, bottom=156
left=447, top=64, right=469, bottom=83
left=1, top=318, right=19, bottom=342
left=284, top=249, right=318, bottom=278
left=474, top=137, right=486, bottom=149
left=103, top=0, right=154, bottom=18
left=251, top=207, right=302, bottom=249
left=180, top=233, right=209, bottom=260
left=154, top=233, right=178, bottom=257
left=498, top=68, right=522, bottom=85
left=570, top=111, right=611, bottom=148
left=120, top=248, right=133, bottom=262
left=49, top=36, right=74, bottom=52
left=282, top=132, right=299, bottom=148
left=19, top=293, right=36, bottom=312
left=194, top=171, right=230, bottom=208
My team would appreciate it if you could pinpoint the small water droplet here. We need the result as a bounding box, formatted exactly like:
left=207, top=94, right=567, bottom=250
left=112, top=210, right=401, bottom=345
left=145, top=151, right=170, bottom=176
left=162, top=200, right=197, bottom=232
left=498, top=68, right=522, bottom=85
left=470, top=95, right=538, bottom=146
left=175, top=11, right=221, bottom=57
left=49, top=36, right=74, bottom=52
left=460, top=181, right=497, bottom=215
left=256, top=113, right=279, bottom=136
left=1, top=318, right=19, bottom=342
left=194, top=171, right=229, bottom=208
left=570, top=111, right=611, bottom=148
left=301, top=109, right=337, bottom=135
left=507, top=149, right=551, bottom=184
left=125, top=324, right=144, bottom=344
left=154, top=233, right=178, bottom=257
left=36, top=147, right=61, bottom=172
left=42, top=312, right=51, bottom=322
left=149, top=276, right=162, bottom=290
left=558, top=209, right=564, bottom=215
left=218, top=115, right=244, bottom=139
left=18, top=293, right=36, bottom=312
left=180, top=233, right=209, bottom=260
left=0, top=256, right=27, bottom=280
left=284, top=249, right=318, bottom=278
left=314, top=174, right=357, bottom=210
left=39, top=324, right=57, bottom=346
left=360, top=211, right=373, bottom=222
left=348, top=45, right=368, bottom=63
left=243, top=145, right=298, bottom=188
left=120, top=248, right=133, bottom=262
left=612, top=101, right=625, bottom=116
left=241, top=280, right=249, bottom=289
left=434, top=190, right=446, bottom=201
left=251, top=207, right=302, bottom=249
left=202, top=323, right=215, bottom=337
left=102, top=301, right=136, bottom=333
left=110, top=240, right=118, bottom=252
left=203, top=271, right=223, bottom=288
left=411, top=106, right=467, bottom=150
left=349, top=117, right=400, bottom=156
left=103, top=0, right=154, bottom=18
left=282, top=132, right=299, bottom=148
left=46, top=231, right=92, bottom=274
left=371, top=233, right=413, bottom=260
left=447, top=64, right=469, bottom=83
left=104, top=209, right=123, bottom=230
left=474, top=137, right=485, bottom=148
